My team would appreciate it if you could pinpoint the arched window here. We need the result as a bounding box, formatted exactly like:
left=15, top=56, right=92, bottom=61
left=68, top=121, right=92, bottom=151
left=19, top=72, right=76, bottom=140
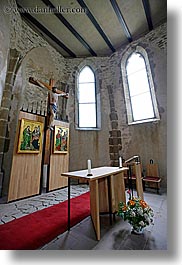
left=77, top=66, right=97, bottom=128
left=121, top=46, right=160, bottom=124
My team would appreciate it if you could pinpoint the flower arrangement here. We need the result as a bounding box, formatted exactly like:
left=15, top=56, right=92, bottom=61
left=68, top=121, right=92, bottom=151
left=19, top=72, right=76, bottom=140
left=117, top=196, right=154, bottom=233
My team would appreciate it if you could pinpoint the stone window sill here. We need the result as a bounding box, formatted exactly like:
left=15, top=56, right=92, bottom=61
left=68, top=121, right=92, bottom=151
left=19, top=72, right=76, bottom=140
left=128, top=118, right=160, bottom=125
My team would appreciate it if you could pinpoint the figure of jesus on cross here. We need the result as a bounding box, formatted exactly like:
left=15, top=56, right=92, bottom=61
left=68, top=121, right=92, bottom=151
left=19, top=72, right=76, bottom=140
left=29, top=77, right=69, bottom=130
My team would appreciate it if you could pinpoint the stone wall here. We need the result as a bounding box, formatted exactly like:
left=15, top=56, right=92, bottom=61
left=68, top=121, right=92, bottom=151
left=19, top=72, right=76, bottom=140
left=65, top=57, right=111, bottom=171
left=0, top=0, right=167, bottom=195
left=0, top=1, right=11, bottom=105
left=66, top=23, right=167, bottom=187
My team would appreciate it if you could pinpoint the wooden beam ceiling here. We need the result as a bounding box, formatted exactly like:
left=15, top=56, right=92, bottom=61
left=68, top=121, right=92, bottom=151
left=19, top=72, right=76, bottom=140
left=77, top=0, right=116, bottom=53
left=110, top=0, right=132, bottom=43
left=142, top=0, right=153, bottom=31
left=42, top=0, right=97, bottom=56
left=17, top=3, right=76, bottom=58
left=16, top=0, right=167, bottom=58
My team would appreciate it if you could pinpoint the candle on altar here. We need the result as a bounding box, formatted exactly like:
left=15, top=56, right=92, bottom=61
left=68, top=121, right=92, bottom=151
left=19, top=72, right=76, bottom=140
left=119, top=157, right=122, bottom=168
left=87, top=159, right=92, bottom=175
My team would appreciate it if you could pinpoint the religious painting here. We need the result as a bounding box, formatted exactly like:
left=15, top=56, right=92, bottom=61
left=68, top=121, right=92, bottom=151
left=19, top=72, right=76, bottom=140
left=54, top=126, right=69, bottom=154
left=17, top=118, right=44, bottom=153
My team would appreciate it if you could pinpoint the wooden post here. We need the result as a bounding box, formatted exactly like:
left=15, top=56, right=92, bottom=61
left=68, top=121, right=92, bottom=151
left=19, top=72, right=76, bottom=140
left=134, top=163, right=144, bottom=200
left=43, top=129, right=52, bottom=165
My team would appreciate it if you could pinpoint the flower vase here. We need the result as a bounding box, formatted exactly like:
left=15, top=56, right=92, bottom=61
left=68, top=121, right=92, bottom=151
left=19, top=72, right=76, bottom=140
left=132, top=226, right=144, bottom=234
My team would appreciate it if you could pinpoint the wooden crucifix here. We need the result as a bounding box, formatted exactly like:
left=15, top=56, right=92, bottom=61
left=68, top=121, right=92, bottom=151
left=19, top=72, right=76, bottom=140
left=29, top=77, right=69, bottom=130
left=29, top=77, right=69, bottom=165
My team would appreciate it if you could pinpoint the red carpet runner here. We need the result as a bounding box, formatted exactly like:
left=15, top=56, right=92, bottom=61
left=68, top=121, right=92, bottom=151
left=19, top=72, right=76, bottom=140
left=0, top=192, right=90, bottom=250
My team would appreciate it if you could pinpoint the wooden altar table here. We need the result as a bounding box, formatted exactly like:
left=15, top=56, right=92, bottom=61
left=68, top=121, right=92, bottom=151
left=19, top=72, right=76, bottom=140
left=61, top=166, right=128, bottom=240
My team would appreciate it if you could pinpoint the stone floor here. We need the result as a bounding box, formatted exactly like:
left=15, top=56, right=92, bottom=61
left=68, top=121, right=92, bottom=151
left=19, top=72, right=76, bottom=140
left=0, top=184, right=167, bottom=250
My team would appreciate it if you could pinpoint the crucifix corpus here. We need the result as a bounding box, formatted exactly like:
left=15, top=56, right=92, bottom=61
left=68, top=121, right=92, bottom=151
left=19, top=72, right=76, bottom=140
left=29, top=77, right=69, bottom=130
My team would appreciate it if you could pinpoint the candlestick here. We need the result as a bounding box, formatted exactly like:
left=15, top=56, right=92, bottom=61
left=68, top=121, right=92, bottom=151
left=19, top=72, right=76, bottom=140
left=119, top=157, right=122, bottom=168
left=87, top=159, right=93, bottom=176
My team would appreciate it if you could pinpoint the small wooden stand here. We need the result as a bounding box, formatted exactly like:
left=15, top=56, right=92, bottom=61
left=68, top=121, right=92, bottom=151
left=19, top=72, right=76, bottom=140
left=134, top=162, right=144, bottom=199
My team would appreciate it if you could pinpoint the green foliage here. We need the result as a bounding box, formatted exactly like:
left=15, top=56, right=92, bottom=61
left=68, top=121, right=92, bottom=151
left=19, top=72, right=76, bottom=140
left=118, top=197, right=154, bottom=230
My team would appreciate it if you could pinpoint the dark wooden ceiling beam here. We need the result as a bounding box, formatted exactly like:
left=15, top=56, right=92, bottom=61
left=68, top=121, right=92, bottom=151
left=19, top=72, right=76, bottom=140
left=17, top=4, right=76, bottom=58
left=77, top=0, right=115, bottom=53
left=142, top=0, right=153, bottom=31
left=42, top=0, right=97, bottom=56
left=110, top=0, right=132, bottom=43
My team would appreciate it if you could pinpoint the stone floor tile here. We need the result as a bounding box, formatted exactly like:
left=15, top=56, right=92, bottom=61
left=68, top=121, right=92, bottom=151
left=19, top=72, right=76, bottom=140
left=1, top=215, right=16, bottom=223
left=65, top=230, right=97, bottom=250
left=44, top=230, right=93, bottom=250
left=123, top=231, right=150, bottom=250
left=70, top=217, right=97, bottom=241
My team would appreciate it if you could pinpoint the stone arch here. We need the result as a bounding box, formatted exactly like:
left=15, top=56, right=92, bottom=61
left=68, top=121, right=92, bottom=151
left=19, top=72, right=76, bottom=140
left=121, top=45, right=160, bottom=125
left=0, top=44, right=66, bottom=197
left=0, top=48, right=21, bottom=196
left=74, top=59, right=101, bottom=130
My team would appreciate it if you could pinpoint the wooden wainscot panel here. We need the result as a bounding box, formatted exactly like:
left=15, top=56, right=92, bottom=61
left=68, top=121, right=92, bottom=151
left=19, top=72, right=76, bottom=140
left=48, top=120, right=69, bottom=191
left=8, top=112, right=45, bottom=202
